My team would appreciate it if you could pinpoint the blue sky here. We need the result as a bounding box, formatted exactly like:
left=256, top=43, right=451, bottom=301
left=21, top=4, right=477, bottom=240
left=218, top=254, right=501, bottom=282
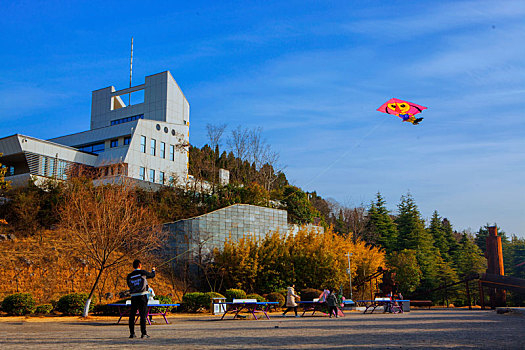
left=1, top=0, right=524, bottom=237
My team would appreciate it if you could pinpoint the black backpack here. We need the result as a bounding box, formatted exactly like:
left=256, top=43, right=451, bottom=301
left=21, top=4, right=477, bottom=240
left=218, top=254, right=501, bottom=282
left=128, top=273, right=145, bottom=294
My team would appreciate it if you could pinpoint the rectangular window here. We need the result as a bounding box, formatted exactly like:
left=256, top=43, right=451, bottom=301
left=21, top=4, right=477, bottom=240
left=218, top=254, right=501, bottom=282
left=149, top=169, right=155, bottom=183
left=91, top=143, right=105, bottom=154
left=110, top=139, right=118, bottom=148
left=8, top=166, right=15, bottom=176
left=139, top=167, right=145, bottom=180
left=150, top=139, right=156, bottom=156
left=110, top=114, right=144, bottom=126
left=169, top=176, right=174, bottom=185
left=79, top=142, right=104, bottom=154
left=159, top=171, right=165, bottom=185
left=124, top=137, right=131, bottom=145
left=140, top=136, right=146, bottom=153
left=160, top=142, right=166, bottom=159
left=169, top=145, right=174, bottom=161
left=48, top=158, right=56, bottom=177
left=41, top=157, right=47, bottom=176
left=57, top=160, right=68, bottom=180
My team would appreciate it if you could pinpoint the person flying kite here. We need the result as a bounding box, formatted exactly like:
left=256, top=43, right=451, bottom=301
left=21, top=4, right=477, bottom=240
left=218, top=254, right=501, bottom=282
left=377, top=98, right=427, bottom=125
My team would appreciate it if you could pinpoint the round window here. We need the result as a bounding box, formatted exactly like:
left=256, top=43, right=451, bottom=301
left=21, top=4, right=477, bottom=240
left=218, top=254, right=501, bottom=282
left=156, top=124, right=161, bottom=131
left=171, top=129, right=176, bottom=136
left=164, top=127, right=169, bottom=133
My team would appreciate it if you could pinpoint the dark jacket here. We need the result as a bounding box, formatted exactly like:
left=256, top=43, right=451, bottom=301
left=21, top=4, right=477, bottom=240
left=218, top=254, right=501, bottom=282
left=327, top=293, right=338, bottom=307
left=127, top=269, right=155, bottom=296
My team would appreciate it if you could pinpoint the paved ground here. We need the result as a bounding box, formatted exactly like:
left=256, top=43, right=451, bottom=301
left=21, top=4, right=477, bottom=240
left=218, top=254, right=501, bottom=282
left=1, top=309, right=524, bottom=349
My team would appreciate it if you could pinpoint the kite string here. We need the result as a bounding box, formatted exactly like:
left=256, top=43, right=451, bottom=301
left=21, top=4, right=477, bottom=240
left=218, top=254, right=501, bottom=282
left=302, top=117, right=388, bottom=190
left=155, top=119, right=387, bottom=267
left=157, top=237, right=213, bottom=268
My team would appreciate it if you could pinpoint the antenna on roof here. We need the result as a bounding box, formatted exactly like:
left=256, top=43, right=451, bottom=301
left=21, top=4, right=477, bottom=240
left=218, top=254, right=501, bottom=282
left=129, top=37, right=133, bottom=106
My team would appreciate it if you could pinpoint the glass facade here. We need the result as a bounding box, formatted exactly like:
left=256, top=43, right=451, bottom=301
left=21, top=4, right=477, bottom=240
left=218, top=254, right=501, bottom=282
left=165, top=204, right=288, bottom=261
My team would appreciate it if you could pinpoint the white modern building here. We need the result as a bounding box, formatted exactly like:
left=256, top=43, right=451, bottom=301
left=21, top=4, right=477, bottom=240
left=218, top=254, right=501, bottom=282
left=0, top=71, right=190, bottom=187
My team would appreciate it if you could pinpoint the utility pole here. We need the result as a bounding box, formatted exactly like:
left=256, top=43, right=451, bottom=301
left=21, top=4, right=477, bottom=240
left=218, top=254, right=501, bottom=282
left=346, top=252, right=353, bottom=300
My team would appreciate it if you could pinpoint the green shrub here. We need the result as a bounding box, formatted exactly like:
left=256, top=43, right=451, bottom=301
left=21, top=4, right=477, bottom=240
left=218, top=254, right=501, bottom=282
left=35, top=304, right=53, bottom=315
left=300, top=288, right=322, bottom=301
left=1, top=293, right=36, bottom=315
left=153, top=295, right=174, bottom=313
left=225, top=289, right=247, bottom=301
left=266, top=292, right=285, bottom=307
left=182, top=292, right=209, bottom=312
left=55, top=293, right=95, bottom=316
left=246, top=293, right=266, bottom=302
left=205, top=291, right=225, bottom=300
left=93, top=299, right=134, bottom=316
left=93, top=304, right=114, bottom=316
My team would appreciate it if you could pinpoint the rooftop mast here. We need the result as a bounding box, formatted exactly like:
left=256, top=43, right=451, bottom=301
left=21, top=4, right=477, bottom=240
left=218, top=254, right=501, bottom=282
left=129, top=37, right=133, bottom=106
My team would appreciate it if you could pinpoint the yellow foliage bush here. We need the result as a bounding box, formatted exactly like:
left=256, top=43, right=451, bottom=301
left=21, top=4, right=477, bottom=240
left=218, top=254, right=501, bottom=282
left=214, top=226, right=385, bottom=297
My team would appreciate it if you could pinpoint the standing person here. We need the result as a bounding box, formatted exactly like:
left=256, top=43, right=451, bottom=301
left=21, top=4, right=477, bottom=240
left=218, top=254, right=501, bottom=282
left=282, top=284, right=300, bottom=317
left=127, top=259, right=156, bottom=339
left=327, top=289, right=339, bottom=318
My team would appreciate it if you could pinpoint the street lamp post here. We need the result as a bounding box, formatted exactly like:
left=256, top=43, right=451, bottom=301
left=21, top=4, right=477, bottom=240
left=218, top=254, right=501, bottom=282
left=346, top=252, right=353, bottom=300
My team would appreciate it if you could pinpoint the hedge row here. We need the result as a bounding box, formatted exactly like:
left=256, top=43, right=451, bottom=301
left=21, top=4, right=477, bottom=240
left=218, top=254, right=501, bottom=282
left=1, top=293, right=94, bottom=316
left=1, top=288, right=308, bottom=316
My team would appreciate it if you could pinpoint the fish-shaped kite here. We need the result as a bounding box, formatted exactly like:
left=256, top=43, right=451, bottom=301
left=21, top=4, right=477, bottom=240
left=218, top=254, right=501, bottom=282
left=377, top=98, right=427, bottom=125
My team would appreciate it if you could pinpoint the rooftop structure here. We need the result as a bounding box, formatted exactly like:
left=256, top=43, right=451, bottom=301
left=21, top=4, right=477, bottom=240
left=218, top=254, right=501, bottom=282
left=0, top=71, right=189, bottom=186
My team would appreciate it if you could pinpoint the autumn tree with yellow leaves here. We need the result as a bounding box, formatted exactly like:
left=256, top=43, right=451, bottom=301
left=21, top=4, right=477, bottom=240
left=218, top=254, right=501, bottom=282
left=213, top=226, right=385, bottom=296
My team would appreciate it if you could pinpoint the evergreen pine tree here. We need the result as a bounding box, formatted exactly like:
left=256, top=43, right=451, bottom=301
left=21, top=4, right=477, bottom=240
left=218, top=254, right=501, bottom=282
left=387, top=249, right=422, bottom=294
left=395, top=193, right=437, bottom=291
left=428, top=211, right=449, bottom=261
left=441, top=218, right=459, bottom=264
left=364, top=193, right=398, bottom=253
left=454, top=232, right=486, bottom=278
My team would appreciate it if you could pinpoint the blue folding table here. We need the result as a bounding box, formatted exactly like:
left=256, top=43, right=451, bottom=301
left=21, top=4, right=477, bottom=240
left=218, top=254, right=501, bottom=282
left=217, top=301, right=278, bottom=320
left=108, top=303, right=180, bottom=324
left=354, top=300, right=409, bottom=314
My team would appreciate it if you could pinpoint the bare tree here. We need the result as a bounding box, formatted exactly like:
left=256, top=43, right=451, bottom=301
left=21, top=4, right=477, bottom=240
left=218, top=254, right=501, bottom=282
left=226, top=126, right=284, bottom=189
left=258, top=149, right=282, bottom=192
left=344, top=206, right=367, bottom=241
left=206, top=123, right=227, bottom=152
left=227, top=126, right=250, bottom=161
left=206, top=124, right=227, bottom=191
left=59, top=177, right=165, bottom=317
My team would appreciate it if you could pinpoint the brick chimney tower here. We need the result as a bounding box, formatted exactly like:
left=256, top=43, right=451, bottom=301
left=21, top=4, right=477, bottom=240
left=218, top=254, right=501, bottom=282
left=485, top=226, right=506, bottom=306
